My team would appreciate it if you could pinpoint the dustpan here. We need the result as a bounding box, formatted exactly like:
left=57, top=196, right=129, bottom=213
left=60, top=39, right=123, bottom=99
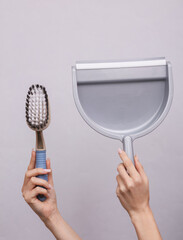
left=72, top=58, right=173, bottom=163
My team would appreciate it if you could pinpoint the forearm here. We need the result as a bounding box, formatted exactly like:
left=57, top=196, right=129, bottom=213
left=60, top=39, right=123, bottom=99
left=44, top=210, right=82, bottom=240
left=130, top=206, right=162, bottom=240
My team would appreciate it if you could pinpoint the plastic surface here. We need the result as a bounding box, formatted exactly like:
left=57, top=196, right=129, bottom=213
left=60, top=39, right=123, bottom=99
left=123, top=136, right=134, bottom=164
left=36, top=150, right=48, bottom=201
left=72, top=58, right=173, bottom=163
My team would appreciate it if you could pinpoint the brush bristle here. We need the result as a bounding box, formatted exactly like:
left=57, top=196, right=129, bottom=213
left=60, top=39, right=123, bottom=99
left=25, top=84, right=49, bottom=130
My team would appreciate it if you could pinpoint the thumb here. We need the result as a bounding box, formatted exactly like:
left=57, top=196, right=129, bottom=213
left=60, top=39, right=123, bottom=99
left=46, top=158, right=54, bottom=187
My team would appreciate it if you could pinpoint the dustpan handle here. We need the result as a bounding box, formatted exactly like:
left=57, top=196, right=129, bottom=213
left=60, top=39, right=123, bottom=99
left=123, top=136, right=134, bottom=164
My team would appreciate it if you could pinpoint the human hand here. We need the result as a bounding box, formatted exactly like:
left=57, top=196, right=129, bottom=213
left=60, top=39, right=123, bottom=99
left=116, top=149, right=150, bottom=218
left=22, top=150, right=59, bottom=224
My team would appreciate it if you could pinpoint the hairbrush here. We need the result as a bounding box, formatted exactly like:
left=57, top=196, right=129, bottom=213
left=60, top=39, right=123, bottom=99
left=25, top=84, right=50, bottom=201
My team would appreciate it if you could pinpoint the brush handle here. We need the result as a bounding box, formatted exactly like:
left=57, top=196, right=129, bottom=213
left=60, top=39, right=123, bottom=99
left=123, top=136, right=134, bottom=164
left=36, top=150, right=48, bottom=202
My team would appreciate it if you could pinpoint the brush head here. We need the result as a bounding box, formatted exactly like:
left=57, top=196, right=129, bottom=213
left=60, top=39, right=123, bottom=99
left=25, top=84, right=50, bottom=131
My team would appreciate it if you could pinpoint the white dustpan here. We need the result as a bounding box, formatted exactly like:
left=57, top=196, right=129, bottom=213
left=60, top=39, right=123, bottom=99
left=72, top=58, right=173, bottom=163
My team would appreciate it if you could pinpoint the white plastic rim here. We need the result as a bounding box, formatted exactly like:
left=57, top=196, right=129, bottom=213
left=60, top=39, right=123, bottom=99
left=76, top=58, right=166, bottom=70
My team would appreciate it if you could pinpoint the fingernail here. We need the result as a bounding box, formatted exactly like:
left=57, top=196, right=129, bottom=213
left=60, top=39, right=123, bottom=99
left=43, top=169, right=51, bottom=173
left=48, top=184, right=52, bottom=189
left=118, top=148, right=123, bottom=154
left=32, top=148, right=35, bottom=152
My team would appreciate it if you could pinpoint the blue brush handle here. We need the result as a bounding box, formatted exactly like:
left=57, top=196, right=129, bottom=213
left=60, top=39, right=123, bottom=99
left=36, top=150, right=48, bottom=202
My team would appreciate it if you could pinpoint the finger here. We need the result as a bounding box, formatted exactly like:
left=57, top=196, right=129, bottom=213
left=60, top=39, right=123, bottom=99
left=118, top=149, right=139, bottom=179
left=27, top=150, right=36, bottom=170
left=29, top=177, right=51, bottom=190
left=117, top=163, right=131, bottom=184
left=25, top=168, right=51, bottom=178
left=116, top=186, right=120, bottom=198
left=31, top=186, right=49, bottom=199
left=116, top=175, right=126, bottom=192
left=46, top=158, right=54, bottom=186
left=116, top=174, right=124, bottom=186
left=134, top=155, right=147, bottom=178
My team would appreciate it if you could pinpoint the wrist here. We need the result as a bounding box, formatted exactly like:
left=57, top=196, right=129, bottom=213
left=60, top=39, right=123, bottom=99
left=44, top=209, right=63, bottom=229
left=129, top=205, right=152, bottom=225
left=129, top=205, right=162, bottom=240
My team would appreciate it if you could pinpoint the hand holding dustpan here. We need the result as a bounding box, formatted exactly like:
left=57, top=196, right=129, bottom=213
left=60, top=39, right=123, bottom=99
left=72, top=58, right=173, bottom=163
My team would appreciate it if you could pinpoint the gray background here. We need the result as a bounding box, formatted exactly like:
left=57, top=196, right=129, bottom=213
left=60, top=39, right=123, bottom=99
left=0, top=0, right=182, bottom=239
